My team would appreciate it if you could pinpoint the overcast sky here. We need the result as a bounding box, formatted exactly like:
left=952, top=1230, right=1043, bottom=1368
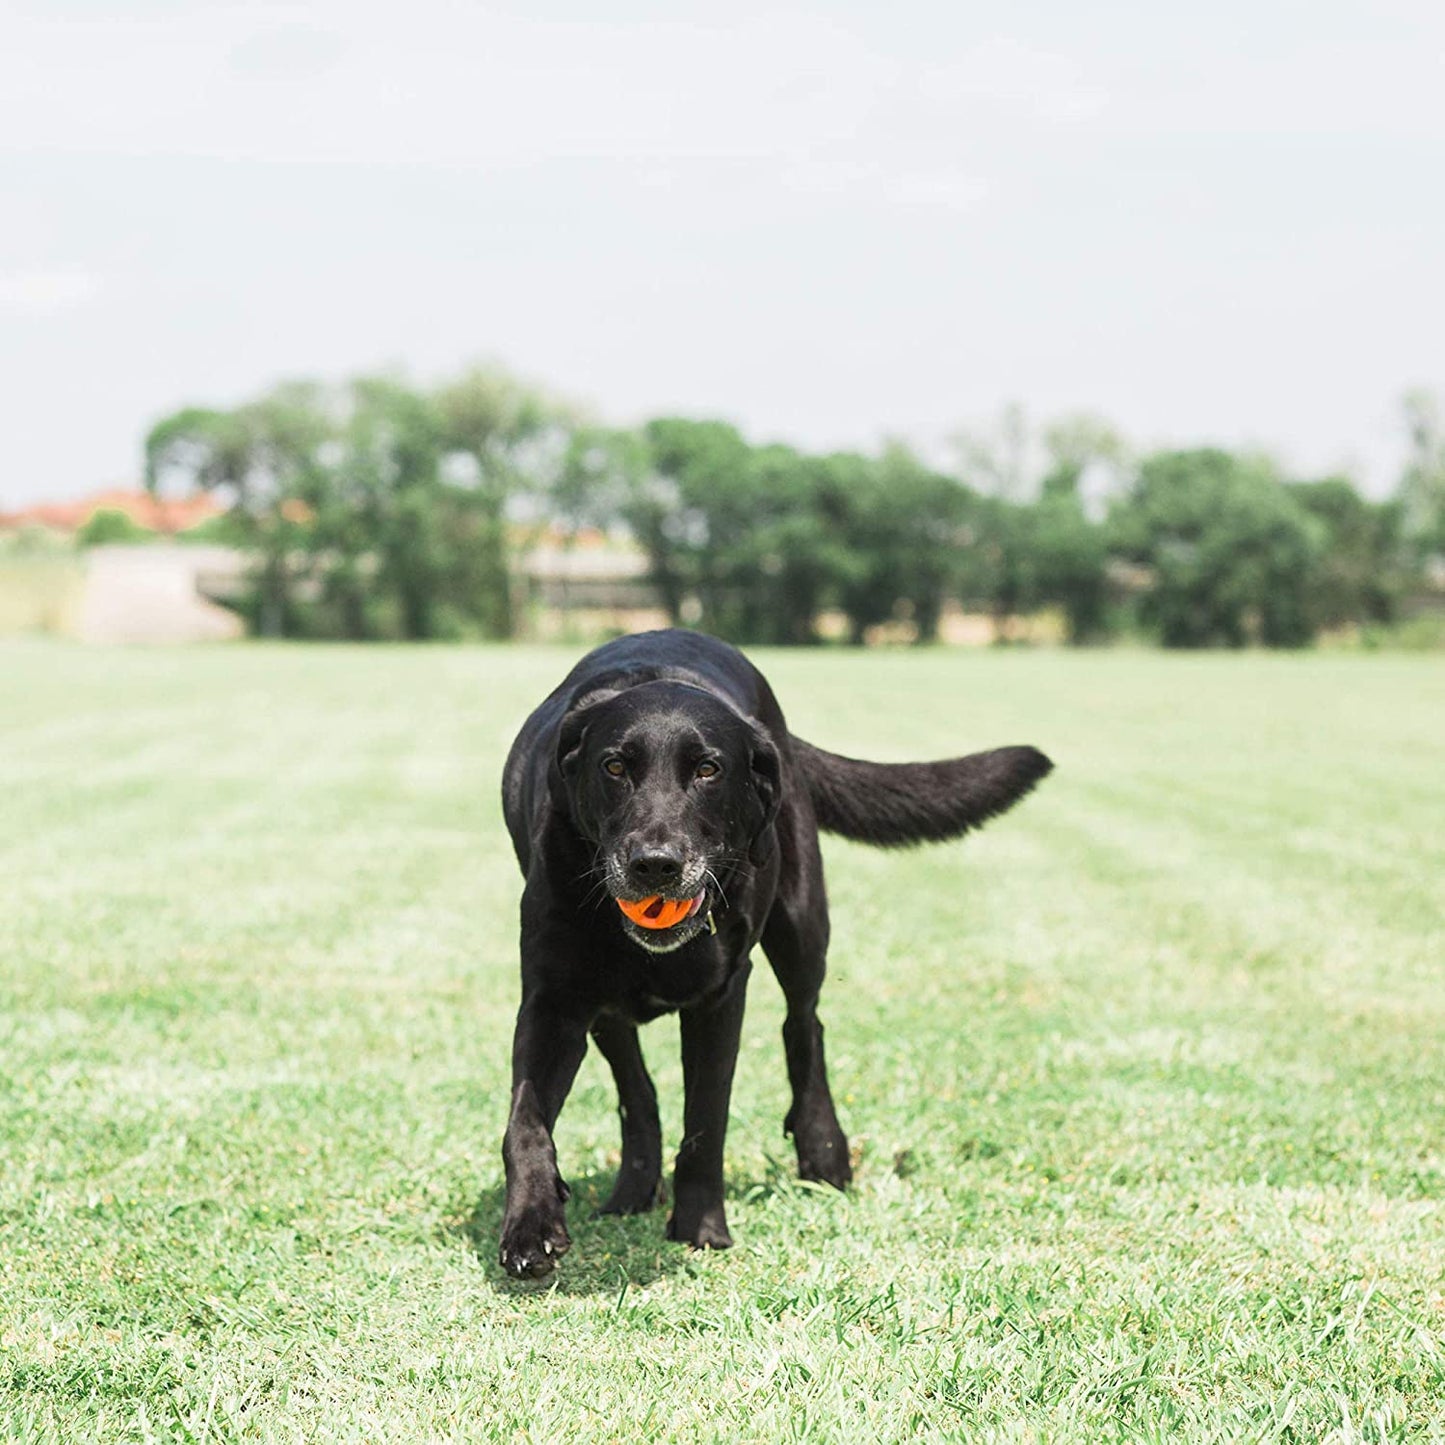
left=3, top=0, right=1443, bottom=505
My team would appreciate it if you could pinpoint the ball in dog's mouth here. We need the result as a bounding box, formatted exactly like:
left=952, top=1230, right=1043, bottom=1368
left=616, top=892, right=706, bottom=931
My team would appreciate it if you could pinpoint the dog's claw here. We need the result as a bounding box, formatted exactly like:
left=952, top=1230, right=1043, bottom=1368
left=498, top=1203, right=571, bottom=1279
left=666, top=1200, right=733, bottom=1251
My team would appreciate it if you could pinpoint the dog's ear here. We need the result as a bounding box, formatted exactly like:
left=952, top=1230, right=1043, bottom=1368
left=549, top=703, right=594, bottom=810
left=747, top=729, right=782, bottom=865
left=557, top=709, right=588, bottom=777
left=550, top=679, right=628, bottom=803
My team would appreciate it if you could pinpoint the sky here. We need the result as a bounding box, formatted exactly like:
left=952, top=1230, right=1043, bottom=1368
left=3, top=0, right=1444, bottom=506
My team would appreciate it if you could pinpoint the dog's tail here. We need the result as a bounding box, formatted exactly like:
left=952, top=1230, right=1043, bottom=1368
left=791, top=737, right=1052, bottom=848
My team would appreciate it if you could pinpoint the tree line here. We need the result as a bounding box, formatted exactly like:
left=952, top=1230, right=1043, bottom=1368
left=144, top=370, right=1445, bottom=647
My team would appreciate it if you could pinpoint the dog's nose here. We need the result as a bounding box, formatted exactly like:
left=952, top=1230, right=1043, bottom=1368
left=627, top=846, right=683, bottom=890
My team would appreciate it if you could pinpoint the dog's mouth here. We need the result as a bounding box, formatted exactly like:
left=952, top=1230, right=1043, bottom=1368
left=604, top=852, right=713, bottom=952
left=616, top=891, right=707, bottom=931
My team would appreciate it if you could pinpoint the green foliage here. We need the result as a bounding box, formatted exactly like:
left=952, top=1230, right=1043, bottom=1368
left=171, top=510, right=251, bottom=546
left=145, top=369, right=569, bottom=641
left=1359, top=613, right=1445, bottom=650
left=435, top=366, right=574, bottom=639
left=1399, top=390, right=1445, bottom=558
left=621, top=428, right=980, bottom=646
left=1111, top=449, right=1325, bottom=648
left=554, top=425, right=648, bottom=541
left=970, top=498, right=1042, bottom=639
left=1030, top=492, right=1111, bottom=643
left=708, top=443, right=850, bottom=645
left=954, top=408, right=1122, bottom=644
left=629, top=417, right=755, bottom=632
left=145, top=386, right=332, bottom=636
left=142, top=376, right=1435, bottom=649
left=826, top=445, right=979, bottom=644
left=75, top=507, right=152, bottom=547
left=1290, top=478, right=1407, bottom=628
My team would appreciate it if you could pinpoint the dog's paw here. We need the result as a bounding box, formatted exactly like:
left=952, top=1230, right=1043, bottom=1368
left=665, top=1201, right=732, bottom=1251
left=498, top=1203, right=571, bottom=1279
left=798, top=1133, right=853, bottom=1190
left=594, top=1170, right=663, bottom=1217
left=789, top=1116, right=852, bottom=1189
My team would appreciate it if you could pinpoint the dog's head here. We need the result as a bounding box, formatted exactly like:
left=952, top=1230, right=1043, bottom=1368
left=551, top=680, right=781, bottom=952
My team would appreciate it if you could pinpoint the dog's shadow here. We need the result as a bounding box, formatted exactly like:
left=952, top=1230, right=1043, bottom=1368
left=444, top=1170, right=698, bottom=1297
left=446, top=1150, right=852, bottom=1297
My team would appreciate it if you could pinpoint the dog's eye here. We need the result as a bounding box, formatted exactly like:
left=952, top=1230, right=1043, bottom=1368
left=602, top=757, right=626, bottom=778
left=695, top=760, right=720, bottom=780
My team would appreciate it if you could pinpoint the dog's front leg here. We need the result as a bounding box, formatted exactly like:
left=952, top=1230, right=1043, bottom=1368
left=498, top=994, right=588, bottom=1279
left=667, top=963, right=751, bottom=1250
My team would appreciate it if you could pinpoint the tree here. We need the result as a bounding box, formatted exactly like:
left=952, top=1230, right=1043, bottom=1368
left=340, top=377, right=448, bottom=639
left=147, top=367, right=573, bottom=641
left=953, top=408, right=1121, bottom=643
left=76, top=508, right=152, bottom=547
left=1289, top=477, right=1406, bottom=630
left=1030, top=492, right=1111, bottom=643
left=1399, top=391, right=1445, bottom=562
left=969, top=497, right=1041, bottom=643
left=1111, top=449, right=1324, bottom=648
left=807, top=448, right=978, bottom=645
left=720, top=445, right=846, bottom=645
left=1039, top=413, right=1127, bottom=504
left=551, top=426, right=648, bottom=545
left=952, top=403, right=1034, bottom=502
left=434, top=367, right=572, bottom=639
left=625, top=418, right=752, bottom=631
left=145, top=384, right=332, bottom=635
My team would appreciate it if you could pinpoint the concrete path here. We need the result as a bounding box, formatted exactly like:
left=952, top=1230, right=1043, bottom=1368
left=75, top=545, right=246, bottom=644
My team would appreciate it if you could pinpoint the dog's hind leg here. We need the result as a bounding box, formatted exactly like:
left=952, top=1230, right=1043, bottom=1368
left=762, top=888, right=852, bottom=1190
left=591, top=1015, right=664, bottom=1216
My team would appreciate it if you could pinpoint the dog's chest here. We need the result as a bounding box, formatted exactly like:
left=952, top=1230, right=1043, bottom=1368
left=635, top=992, right=682, bottom=1021
left=606, top=942, right=735, bottom=1022
left=620, top=970, right=721, bottom=1021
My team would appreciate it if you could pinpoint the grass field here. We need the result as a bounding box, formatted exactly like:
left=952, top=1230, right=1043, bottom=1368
left=2, top=641, right=1443, bottom=1443
left=0, top=555, right=84, bottom=638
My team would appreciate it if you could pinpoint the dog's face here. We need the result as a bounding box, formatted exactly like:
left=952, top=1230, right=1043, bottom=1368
left=553, top=681, right=780, bottom=952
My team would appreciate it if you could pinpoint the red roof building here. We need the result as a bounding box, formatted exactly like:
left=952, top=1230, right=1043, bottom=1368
left=0, top=488, right=223, bottom=535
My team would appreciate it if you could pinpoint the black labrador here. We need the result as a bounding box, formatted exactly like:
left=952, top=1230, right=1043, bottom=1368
left=498, top=629, right=1051, bottom=1277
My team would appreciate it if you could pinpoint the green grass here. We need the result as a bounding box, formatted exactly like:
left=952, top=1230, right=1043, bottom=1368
left=2, top=641, right=1443, bottom=1443
left=0, top=554, right=84, bottom=637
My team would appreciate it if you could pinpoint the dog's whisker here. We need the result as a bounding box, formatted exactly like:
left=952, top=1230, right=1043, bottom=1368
left=707, top=853, right=756, bottom=888
left=702, top=866, right=731, bottom=911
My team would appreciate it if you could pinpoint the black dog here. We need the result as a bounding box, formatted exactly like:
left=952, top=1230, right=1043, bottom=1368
left=498, top=629, right=1051, bottom=1277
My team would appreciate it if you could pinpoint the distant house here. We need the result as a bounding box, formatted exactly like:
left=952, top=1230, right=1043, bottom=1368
left=0, top=488, right=223, bottom=536
left=0, top=488, right=241, bottom=642
left=513, top=526, right=667, bottom=639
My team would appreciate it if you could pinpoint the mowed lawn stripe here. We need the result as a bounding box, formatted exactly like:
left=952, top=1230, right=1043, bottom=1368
left=1, top=642, right=1441, bottom=1442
